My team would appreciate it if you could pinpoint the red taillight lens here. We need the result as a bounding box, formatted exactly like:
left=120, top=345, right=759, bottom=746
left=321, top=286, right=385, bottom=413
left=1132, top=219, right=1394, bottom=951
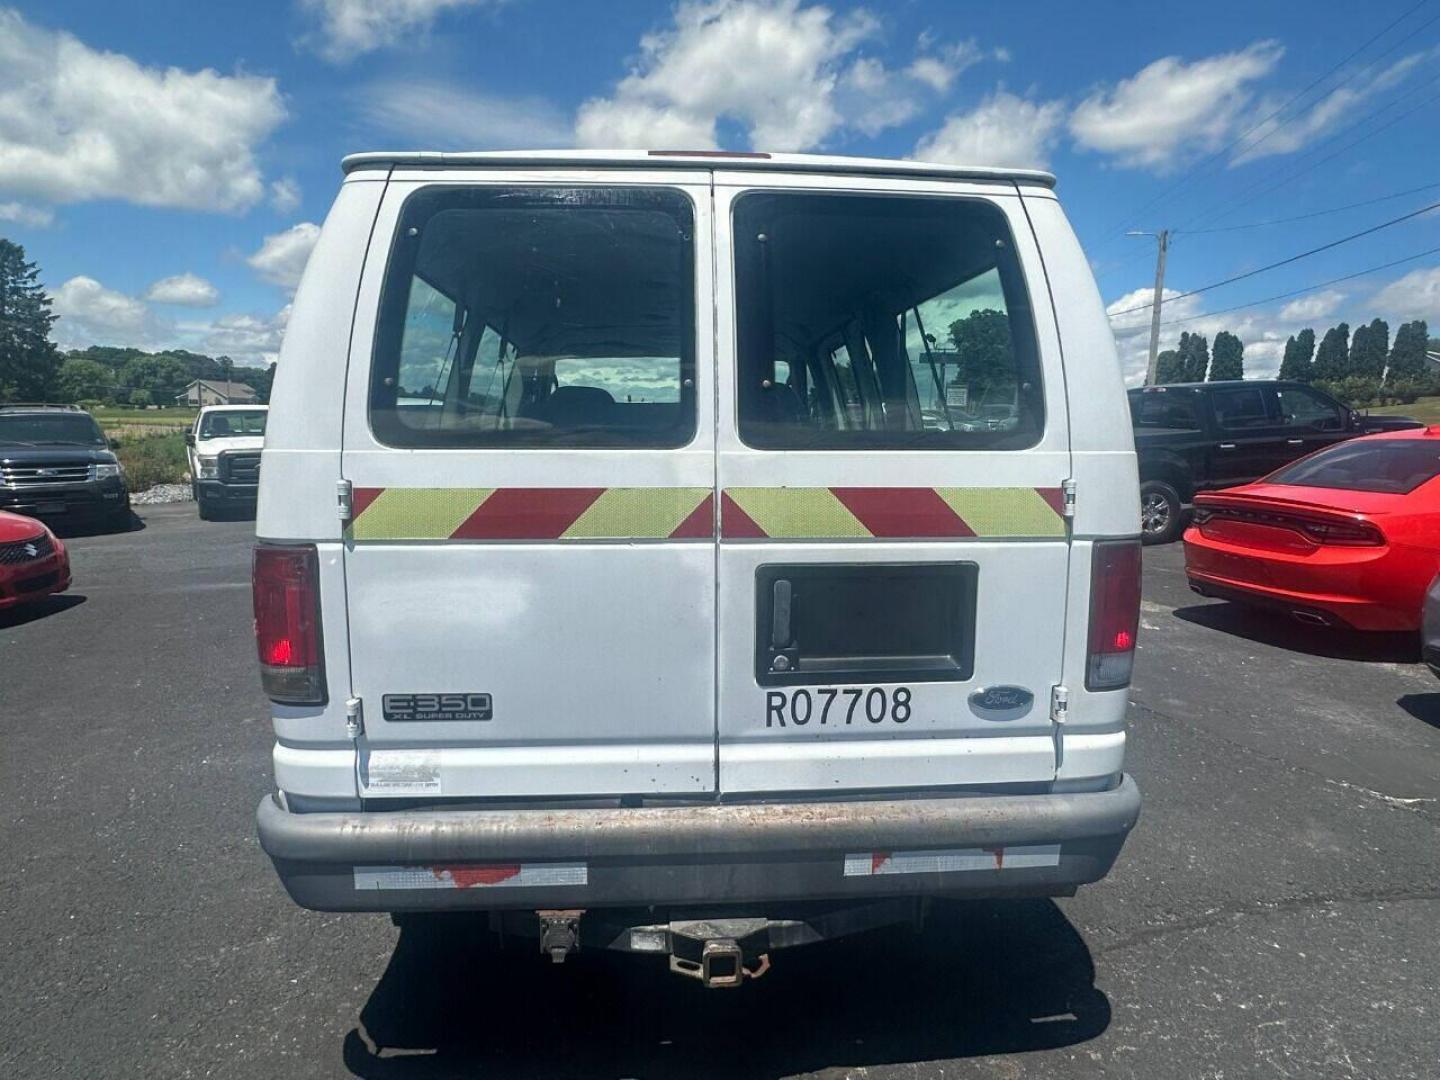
left=1087, top=540, right=1141, bottom=692
left=253, top=544, right=326, bottom=705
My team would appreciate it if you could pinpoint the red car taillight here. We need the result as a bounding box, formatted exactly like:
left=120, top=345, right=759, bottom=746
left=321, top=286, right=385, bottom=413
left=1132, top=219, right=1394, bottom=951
left=1087, top=540, right=1141, bottom=692
left=253, top=544, right=326, bottom=705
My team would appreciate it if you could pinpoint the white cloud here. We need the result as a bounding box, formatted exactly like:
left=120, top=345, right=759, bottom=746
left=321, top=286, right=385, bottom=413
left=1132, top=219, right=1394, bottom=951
left=362, top=80, right=573, bottom=148
left=1371, top=266, right=1440, bottom=323
left=575, top=0, right=882, bottom=151
left=51, top=276, right=159, bottom=350
left=915, top=91, right=1065, bottom=170
left=0, top=9, right=286, bottom=213
left=0, top=201, right=53, bottom=227
left=904, top=37, right=984, bottom=93
left=1070, top=41, right=1283, bottom=172
left=144, top=273, right=220, bottom=308
left=1279, top=289, right=1345, bottom=323
left=269, top=177, right=301, bottom=214
left=197, top=306, right=291, bottom=366
left=300, top=0, right=488, bottom=63
left=1233, top=50, right=1433, bottom=164
left=246, top=223, right=320, bottom=289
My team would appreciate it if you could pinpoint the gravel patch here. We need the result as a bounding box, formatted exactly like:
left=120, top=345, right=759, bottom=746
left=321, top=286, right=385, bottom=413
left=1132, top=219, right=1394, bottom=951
left=130, top=483, right=193, bottom=505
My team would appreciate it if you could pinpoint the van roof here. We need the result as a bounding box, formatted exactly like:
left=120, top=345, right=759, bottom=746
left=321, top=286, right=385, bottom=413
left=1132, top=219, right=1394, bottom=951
left=340, top=149, right=1057, bottom=188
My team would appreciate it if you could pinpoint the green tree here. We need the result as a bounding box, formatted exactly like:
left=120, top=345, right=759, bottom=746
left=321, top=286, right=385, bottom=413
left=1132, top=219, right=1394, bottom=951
left=947, top=309, right=1016, bottom=402
left=128, top=388, right=153, bottom=407
left=0, top=239, right=62, bottom=401
left=1209, top=331, right=1244, bottom=380
left=1178, top=331, right=1209, bottom=381
left=1278, top=328, right=1315, bottom=382
left=1154, top=348, right=1184, bottom=383
left=56, top=357, right=113, bottom=402
left=1311, top=323, right=1350, bottom=382
left=120, top=353, right=190, bottom=401
left=1386, top=319, right=1430, bottom=384
left=1348, top=318, right=1389, bottom=379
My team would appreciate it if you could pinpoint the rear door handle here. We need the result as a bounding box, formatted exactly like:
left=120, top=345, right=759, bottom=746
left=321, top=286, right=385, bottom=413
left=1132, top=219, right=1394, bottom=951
left=771, top=579, right=793, bottom=648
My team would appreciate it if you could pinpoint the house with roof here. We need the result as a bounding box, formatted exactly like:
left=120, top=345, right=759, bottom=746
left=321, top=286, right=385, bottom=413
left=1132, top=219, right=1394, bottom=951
left=175, top=379, right=259, bottom=406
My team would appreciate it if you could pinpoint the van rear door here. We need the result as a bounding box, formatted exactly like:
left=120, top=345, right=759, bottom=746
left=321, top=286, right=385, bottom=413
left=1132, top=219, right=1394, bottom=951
left=339, top=171, right=717, bottom=798
left=713, top=175, right=1072, bottom=793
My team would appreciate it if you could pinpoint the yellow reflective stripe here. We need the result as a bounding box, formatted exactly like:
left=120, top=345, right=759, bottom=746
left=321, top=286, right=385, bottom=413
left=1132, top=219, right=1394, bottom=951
left=561, top=487, right=710, bottom=539
left=935, top=487, right=1065, bottom=537
left=726, top=487, right=871, bottom=538
left=350, top=488, right=494, bottom=540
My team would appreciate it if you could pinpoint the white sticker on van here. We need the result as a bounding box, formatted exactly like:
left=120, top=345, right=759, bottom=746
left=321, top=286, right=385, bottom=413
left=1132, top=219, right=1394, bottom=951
left=364, top=750, right=442, bottom=794
left=843, top=844, right=1061, bottom=876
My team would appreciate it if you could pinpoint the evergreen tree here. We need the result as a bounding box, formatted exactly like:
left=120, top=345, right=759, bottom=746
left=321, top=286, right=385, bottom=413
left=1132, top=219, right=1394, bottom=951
left=0, top=239, right=62, bottom=401
left=1154, top=349, right=1184, bottom=383
left=1178, top=332, right=1209, bottom=382
left=1311, top=323, right=1350, bottom=382
left=1209, top=331, right=1244, bottom=380
left=1348, top=318, right=1388, bottom=379
left=1386, top=320, right=1430, bottom=384
left=1278, top=329, right=1315, bottom=382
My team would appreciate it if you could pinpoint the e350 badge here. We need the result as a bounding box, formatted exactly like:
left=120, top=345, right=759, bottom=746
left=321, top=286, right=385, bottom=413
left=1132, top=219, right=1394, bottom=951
left=382, top=693, right=493, bottom=722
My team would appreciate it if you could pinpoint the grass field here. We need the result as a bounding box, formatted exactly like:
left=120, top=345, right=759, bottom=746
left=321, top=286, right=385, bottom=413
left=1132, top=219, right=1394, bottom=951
left=1365, top=396, right=1440, bottom=424
left=88, top=406, right=197, bottom=429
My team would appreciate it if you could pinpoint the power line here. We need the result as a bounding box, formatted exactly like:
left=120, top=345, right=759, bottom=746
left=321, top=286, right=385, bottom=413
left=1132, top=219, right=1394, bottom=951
left=1148, top=243, right=1440, bottom=327
left=1108, top=198, right=1440, bottom=317
left=1178, top=181, right=1440, bottom=234
left=1090, top=0, right=1434, bottom=246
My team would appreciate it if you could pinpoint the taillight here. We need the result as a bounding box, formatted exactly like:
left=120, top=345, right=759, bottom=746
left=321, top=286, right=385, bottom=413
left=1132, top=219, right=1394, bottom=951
left=1087, top=540, right=1141, bottom=692
left=253, top=544, right=326, bottom=704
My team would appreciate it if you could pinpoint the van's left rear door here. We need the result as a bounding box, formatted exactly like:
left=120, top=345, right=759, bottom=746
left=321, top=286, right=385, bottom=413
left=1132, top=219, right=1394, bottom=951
left=339, top=169, right=717, bottom=799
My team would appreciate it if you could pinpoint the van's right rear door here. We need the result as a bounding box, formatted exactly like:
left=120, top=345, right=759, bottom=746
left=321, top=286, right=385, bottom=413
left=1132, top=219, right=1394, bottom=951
left=713, top=172, right=1073, bottom=794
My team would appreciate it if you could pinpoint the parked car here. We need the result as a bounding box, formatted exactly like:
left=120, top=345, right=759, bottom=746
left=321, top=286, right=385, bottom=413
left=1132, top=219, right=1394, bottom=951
left=0, top=509, right=71, bottom=609
left=253, top=149, right=1142, bottom=985
left=185, top=405, right=266, bottom=520
left=1184, top=427, right=1440, bottom=631
left=0, top=404, right=130, bottom=527
left=1128, top=380, right=1415, bottom=545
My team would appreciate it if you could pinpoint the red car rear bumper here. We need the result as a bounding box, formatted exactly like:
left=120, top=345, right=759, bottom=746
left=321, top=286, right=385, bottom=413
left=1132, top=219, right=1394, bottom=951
left=0, top=544, right=71, bottom=609
left=1183, top=526, right=1421, bottom=631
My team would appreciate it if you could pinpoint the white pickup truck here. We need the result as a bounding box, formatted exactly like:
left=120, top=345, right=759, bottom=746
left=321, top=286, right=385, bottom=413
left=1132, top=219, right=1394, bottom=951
left=185, top=405, right=267, bottom=520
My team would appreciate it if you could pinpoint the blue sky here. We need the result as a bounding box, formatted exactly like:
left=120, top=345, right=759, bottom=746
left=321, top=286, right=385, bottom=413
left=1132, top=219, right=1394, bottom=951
left=2, top=0, right=1437, bottom=382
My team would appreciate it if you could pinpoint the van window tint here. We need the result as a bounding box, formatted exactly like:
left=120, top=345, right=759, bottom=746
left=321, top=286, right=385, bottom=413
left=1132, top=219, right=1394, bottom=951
left=1130, top=390, right=1200, bottom=431
left=370, top=187, right=696, bottom=448
left=733, top=192, right=1043, bottom=450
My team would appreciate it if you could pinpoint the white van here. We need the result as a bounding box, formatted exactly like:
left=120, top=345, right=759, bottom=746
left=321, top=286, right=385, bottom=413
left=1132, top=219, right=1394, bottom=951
left=254, top=150, right=1141, bottom=985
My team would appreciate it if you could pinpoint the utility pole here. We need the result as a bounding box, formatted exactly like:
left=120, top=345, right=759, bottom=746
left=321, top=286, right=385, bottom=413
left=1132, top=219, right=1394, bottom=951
left=1129, top=229, right=1170, bottom=385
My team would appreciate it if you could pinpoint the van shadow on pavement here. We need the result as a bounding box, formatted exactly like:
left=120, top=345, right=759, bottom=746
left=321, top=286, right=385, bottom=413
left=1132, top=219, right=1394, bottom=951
left=0, top=592, right=85, bottom=629
left=1172, top=601, right=1420, bottom=664
left=342, top=898, right=1108, bottom=1079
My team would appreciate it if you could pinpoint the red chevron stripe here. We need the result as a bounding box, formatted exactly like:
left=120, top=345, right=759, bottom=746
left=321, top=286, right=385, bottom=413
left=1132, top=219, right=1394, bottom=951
left=831, top=487, right=976, bottom=538
left=350, top=486, right=385, bottom=520
left=451, top=487, right=605, bottom=539
left=720, top=492, right=767, bottom=538
left=1037, top=487, right=1066, bottom=517
left=668, top=492, right=715, bottom=538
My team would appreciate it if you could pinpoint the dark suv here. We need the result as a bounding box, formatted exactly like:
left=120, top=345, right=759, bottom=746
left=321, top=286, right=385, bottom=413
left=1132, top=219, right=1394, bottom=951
left=0, top=405, right=131, bottom=527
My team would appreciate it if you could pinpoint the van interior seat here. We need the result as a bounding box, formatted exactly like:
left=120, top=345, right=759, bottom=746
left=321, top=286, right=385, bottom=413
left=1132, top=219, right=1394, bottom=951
left=536, top=385, right=617, bottom=429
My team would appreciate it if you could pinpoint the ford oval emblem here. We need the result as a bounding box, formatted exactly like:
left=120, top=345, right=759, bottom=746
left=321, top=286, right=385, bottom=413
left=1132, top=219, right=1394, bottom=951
left=968, top=685, right=1035, bottom=722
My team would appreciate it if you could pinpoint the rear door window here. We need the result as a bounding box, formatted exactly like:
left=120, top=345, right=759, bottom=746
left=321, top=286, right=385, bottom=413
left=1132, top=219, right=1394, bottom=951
left=1130, top=390, right=1201, bottom=430
left=733, top=192, right=1044, bottom=449
left=370, top=187, right=696, bottom=448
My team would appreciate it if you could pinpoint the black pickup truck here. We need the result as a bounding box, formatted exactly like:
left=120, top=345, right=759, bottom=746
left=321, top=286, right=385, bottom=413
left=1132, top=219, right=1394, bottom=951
left=1129, top=379, right=1422, bottom=543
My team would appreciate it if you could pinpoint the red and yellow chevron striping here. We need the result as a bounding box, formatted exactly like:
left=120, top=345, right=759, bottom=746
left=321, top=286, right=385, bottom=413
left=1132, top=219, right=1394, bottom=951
left=345, top=486, right=1065, bottom=541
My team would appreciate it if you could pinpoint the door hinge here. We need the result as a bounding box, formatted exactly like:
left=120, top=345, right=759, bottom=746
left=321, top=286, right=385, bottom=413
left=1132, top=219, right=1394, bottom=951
left=345, top=696, right=364, bottom=738
left=1050, top=685, right=1069, bottom=724
left=337, top=479, right=354, bottom=522
left=1060, top=479, right=1077, bottom=519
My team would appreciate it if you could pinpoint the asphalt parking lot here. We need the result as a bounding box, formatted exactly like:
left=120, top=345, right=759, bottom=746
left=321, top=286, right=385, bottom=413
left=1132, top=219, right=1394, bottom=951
left=3, top=503, right=1438, bottom=1079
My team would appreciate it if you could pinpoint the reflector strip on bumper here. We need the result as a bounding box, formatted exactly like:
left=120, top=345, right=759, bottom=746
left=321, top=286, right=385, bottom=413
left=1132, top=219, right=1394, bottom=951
left=345, top=486, right=1064, bottom=541
left=353, top=863, right=588, bottom=890
left=843, top=844, right=1062, bottom=876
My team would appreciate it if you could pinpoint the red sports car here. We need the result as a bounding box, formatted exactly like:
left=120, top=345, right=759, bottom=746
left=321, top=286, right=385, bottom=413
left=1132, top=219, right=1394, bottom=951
left=1184, top=427, right=1440, bottom=631
left=0, top=510, right=71, bottom=609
